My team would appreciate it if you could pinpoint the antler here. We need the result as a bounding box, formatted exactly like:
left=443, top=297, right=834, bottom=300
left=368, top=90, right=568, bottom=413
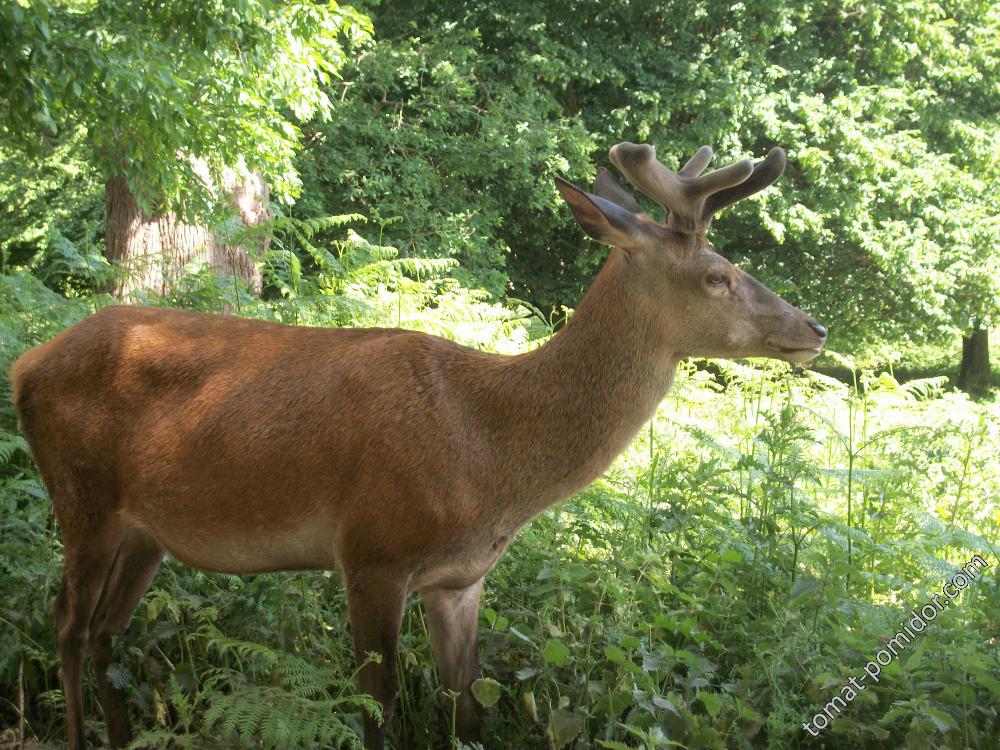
left=608, top=142, right=787, bottom=233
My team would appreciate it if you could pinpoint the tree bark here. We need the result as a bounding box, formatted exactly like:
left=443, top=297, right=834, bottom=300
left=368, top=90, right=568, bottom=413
left=104, top=171, right=270, bottom=300
left=958, top=325, right=990, bottom=395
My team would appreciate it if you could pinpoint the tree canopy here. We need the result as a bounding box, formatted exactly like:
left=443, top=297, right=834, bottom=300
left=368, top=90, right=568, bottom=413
left=0, top=0, right=371, bottom=213
left=300, top=0, right=999, bottom=354
left=0, top=0, right=996, bottom=354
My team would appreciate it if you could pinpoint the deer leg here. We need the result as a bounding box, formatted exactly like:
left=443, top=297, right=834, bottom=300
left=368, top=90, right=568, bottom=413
left=53, top=520, right=123, bottom=750
left=345, top=572, right=408, bottom=750
left=422, top=580, right=484, bottom=743
left=88, top=529, right=164, bottom=749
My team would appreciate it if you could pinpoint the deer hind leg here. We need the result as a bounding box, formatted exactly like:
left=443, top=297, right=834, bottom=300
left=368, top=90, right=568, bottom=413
left=88, top=527, right=164, bottom=749
left=345, top=571, right=408, bottom=750
left=422, top=579, right=484, bottom=743
left=52, top=511, right=124, bottom=750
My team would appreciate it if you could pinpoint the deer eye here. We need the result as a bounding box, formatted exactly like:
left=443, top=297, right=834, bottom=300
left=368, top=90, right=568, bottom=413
left=707, top=272, right=727, bottom=287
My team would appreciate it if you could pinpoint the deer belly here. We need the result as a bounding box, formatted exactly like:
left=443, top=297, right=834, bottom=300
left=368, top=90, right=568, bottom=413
left=122, top=506, right=341, bottom=575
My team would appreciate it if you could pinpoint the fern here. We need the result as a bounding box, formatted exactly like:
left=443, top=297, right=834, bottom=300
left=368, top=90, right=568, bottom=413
left=386, top=256, right=458, bottom=277
left=125, top=727, right=195, bottom=749
left=201, top=686, right=373, bottom=749
left=899, top=375, right=949, bottom=401
left=207, top=634, right=354, bottom=699
left=271, top=213, right=367, bottom=238
left=0, top=431, right=29, bottom=467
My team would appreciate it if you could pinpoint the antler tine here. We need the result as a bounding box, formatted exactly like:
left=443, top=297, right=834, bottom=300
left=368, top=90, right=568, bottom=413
left=608, top=142, right=687, bottom=227
left=703, top=147, right=787, bottom=218
left=679, top=146, right=713, bottom=177
left=609, top=142, right=768, bottom=233
left=593, top=167, right=643, bottom=214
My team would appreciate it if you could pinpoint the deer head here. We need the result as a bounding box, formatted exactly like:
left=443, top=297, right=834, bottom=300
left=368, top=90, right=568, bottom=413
left=556, top=142, right=826, bottom=364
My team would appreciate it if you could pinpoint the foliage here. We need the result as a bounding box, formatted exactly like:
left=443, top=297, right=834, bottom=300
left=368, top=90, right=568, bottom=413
left=1, top=2, right=998, bottom=749
left=0, top=128, right=103, bottom=275
left=0, top=0, right=372, bottom=215
left=297, top=25, right=597, bottom=299
left=0, top=221, right=544, bottom=748
left=3, top=0, right=996, bottom=356
left=301, top=0, right=999, bottom=356
left=1, top=242, right=997, bottom=747
left=480, top=360, right=999, bottom=748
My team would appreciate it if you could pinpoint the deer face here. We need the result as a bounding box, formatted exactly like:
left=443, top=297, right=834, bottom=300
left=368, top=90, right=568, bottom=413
left=557, top=142, right=826, bottom=364
left=657, top=244, right=825, bottom=363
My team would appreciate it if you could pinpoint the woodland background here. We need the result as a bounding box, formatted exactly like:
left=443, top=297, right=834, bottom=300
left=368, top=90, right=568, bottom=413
left=0, top=1, right=998, bottom=748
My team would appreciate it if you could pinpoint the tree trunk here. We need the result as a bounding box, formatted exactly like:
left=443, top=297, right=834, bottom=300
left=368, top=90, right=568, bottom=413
left=958, top=325, right=990, bottom=394
left=104, top=171, right=270, bottom=300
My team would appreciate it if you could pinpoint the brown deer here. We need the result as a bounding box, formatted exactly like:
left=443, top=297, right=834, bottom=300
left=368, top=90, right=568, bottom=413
left=10, top=141, right=826, bottom=750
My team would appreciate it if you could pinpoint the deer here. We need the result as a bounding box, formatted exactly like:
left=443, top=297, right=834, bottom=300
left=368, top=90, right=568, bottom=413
left=10, top=140, right=827, bottom=750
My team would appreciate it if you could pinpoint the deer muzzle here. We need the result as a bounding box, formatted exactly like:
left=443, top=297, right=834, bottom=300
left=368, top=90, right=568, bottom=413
left=765, top=317, right=827, bottom=363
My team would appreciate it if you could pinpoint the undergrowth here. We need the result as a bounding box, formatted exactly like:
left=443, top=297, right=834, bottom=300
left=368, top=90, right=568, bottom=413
left=0, top=221, right=997, bottom=749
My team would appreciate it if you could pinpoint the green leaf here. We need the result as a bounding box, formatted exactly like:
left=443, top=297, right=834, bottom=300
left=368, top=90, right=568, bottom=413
left=925, top=707, right=957, bottom=733
left=470, top=677, right=502, bottom=709
left=542, top=639, right=570, bottom=667
left=737, top=701, right=764, bottom=723
left=904, top=639, right=928, bottom=671
left=789, top=574, right=822, bottom=604
left=604, top=645, right=628, bottom=665
left=969, top=667, right=1000, bottom=699
left=547, top=709, right=585, bottom=748
left=652, top=694, right=681, bottom=716
left=699, top=691, right=722, bottom=717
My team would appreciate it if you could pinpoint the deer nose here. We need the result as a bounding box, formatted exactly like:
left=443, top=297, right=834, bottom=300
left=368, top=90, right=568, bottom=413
left=809, top=321, right=828, bottom=340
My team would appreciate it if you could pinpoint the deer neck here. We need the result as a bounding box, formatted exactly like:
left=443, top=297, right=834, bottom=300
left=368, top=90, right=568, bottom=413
left=496, top=250, right=680, bottom=508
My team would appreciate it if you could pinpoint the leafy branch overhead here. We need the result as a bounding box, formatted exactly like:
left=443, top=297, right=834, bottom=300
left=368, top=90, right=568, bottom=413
left=304, top=0, right=999, bottom=354
left=0, top=0, right=372, bottom=215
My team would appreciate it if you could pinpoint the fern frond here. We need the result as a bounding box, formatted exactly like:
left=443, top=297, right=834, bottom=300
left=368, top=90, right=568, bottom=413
left=125, top=727, right=194, bottom=749
left=900, top=375, right=949, bottom=401
left=203, top=686, right=370, bottom=749
left=388, top=257, right=459, bottom=277
left=0, top=431, right=30, bottom=466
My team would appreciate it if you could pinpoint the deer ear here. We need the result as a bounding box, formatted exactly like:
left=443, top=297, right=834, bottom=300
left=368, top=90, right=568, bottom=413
left=555, top=176, right=653, bottom=248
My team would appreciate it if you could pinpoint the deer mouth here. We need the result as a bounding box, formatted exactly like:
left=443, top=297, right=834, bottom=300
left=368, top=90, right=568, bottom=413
left=766, top=339, right=823, bottom=363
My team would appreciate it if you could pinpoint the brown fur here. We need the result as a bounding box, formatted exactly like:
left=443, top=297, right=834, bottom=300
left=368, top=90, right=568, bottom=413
left=10, top=144, right=826, bottom=749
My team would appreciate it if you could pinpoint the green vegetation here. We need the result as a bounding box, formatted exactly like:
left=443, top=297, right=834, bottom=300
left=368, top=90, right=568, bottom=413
left=1, top=0, right=997, bottom=748
left=1, top=0, right=371, bottom=210
left=301, top=0, right=1000, bottom=362
left=2, top=258, right=998, bottom=748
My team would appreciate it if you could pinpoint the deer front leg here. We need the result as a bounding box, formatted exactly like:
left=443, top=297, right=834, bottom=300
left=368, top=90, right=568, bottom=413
left=346, top=572, right=408, bottom=750
left=422, top=579, right=484, bottom=743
